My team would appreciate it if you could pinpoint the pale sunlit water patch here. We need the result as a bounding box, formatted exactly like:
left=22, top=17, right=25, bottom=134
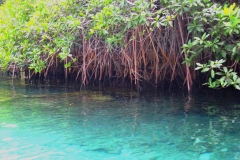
left=1, top=123, right=18, bottom=128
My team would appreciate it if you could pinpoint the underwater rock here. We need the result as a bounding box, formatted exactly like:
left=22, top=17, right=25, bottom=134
left=159, top=138, right=169, bottom=143
left=199, top=152, right=212, bottom=160
left=92, top=148, right=108, bottom=153
left=166, top=141, right=174, bottom=145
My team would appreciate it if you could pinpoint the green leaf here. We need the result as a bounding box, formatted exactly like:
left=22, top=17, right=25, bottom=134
left=195, top=67, right=202, bottom=70
left=223, top=67, right=228, bottom=73
left=196, top=63, right=203, bottom=66
left=221, top=50, right=227, bottom=58
left=64, top=62, right=71, bottom=68
left=215, top=72, right=224, bottom=76
left=233, top=46, right=237, bottom=54
left=201, top=68, right=210, bottom=72
left=234, top=85, right=240, bottom=90
left=208, top=77, right=212, bottom=83
left=211, top=69, right=215, bottom=78
left=219, top=76, right=225, bottom=84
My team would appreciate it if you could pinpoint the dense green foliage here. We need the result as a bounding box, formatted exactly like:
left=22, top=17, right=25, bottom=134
left=0, top=0, right=239, bottom=90
left=183, top=2, right=240, bottom=89
left=0, top=0, right=80, bottom=72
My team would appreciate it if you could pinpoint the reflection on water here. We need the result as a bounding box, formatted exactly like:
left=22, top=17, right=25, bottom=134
left=0, top=77, right=240, bottom=160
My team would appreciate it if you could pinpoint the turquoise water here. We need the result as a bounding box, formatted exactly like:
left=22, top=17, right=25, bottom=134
left=0, top=77, right=240, bottom=160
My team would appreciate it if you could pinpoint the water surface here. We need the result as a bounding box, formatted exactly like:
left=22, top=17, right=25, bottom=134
left=0, top=77, right=240, bottom=160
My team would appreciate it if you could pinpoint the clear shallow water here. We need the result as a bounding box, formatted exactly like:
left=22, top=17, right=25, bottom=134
left=1, top=77, right=240, bottom=160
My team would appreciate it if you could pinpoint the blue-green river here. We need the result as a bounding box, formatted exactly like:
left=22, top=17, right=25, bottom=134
left=1, top=76, right=240, bottom=160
